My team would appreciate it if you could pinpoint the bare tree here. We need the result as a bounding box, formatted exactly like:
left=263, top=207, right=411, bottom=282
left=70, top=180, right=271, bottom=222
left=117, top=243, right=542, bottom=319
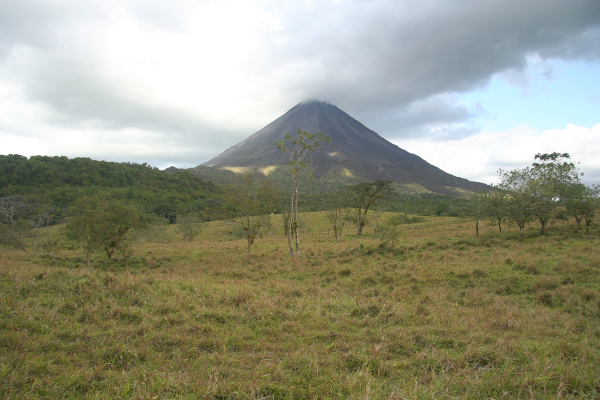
left=29, top=203, right=56, bottom=250
left=0, top=196, right=28, bottom=248
left=324, top=190, right=351, bottom=242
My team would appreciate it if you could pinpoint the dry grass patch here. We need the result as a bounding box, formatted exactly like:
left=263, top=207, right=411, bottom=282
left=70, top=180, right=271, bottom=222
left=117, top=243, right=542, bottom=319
left=1, top=215, right=599, bottom=399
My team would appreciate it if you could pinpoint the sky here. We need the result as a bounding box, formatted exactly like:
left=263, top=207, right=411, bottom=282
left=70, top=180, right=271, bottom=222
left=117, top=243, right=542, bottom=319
left=1, top=0, right=599, bottom=185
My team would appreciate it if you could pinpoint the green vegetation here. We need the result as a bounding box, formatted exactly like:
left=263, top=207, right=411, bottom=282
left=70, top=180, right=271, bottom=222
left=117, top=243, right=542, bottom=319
left=348, top=180, right=394, bottom=235
left=1, top=151, right=599, bottom=398
left=476, top=153, right=598, bottom=241
left=0, top=154, right=222, bottom=222
left=1, top=213, right=599, bottom=399
left=275, top=130, right=332, bottom=255
left=225, top=174, right=280, bottom=258
left=66, top=194, right=148, bottom=266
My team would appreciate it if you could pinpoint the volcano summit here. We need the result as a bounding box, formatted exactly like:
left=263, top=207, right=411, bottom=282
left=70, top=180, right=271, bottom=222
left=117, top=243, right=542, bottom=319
left=202, top=101, right=488, bottom=196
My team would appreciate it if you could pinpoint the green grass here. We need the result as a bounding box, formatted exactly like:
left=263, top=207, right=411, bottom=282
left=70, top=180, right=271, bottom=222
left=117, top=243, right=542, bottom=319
left=1, top=215, right=599, bottom=399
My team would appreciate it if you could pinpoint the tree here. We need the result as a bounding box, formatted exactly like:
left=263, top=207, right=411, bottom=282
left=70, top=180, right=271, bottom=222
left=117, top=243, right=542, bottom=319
left=275, top=130, right=331, bottom=255
left=472, top=190, right=508, bottom=235
left=581, top=185, right=600, bottom=236
left=494, top=153, right=583, bottom=240
left=175, top=213, right=204, bottom=242
left=567, top=183, right=587, bottom=229
left=529, top=152, right=582, bottom=234
left=376, top=219, right=401, bottom=249
left=225, top=174, right=279, bottom=259
left=66, top=194, right=147, bottom=266
left=0, top=195, right=29, bottom=249
left=323, top=190, right=352, bottom=242
left=469, top=192, right=487, bottom=237
left=434, top=202, right=449, bottom=217
left=30, top=202, right=57, bottom=250
left=494, top=167, right=537, bottom=241
left=483, top=191, right=508, bottom=234
left=348, top=181, right=394, bottom=235
left=566, top=183, right=599, bottom=236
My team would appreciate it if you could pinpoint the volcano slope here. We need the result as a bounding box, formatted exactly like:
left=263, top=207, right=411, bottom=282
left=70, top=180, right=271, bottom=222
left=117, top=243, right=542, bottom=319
left=201, top=101, right=489, bottom=196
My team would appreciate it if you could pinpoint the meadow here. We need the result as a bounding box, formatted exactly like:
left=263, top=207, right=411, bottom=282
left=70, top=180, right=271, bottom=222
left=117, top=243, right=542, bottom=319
left=1, top=213, right=599, bottom=399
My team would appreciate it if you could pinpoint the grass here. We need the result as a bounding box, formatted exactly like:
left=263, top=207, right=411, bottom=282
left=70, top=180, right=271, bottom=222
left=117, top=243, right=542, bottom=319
left=1, top=214, right=599, bottom=399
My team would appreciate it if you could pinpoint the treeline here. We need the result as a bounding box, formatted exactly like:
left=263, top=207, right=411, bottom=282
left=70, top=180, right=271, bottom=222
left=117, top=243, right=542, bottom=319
left=386, top=192, right=471, bottom=216
left=472, top=153, right=598, bottom=240
left=0, top=154, right=224, bottom=221
left=300, top=188, right=471, bottom=216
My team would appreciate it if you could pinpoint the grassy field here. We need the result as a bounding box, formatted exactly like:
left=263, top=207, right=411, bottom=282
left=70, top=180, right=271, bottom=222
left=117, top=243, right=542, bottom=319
left=1, top=214, right=599, bottom=399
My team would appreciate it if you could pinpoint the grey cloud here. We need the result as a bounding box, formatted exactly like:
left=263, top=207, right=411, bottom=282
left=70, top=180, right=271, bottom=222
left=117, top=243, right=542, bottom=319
left=264, top=0, right=599, bottom=137
left=19, top=53, right=196, bottom=135
left=5, top=48, right=245, bottom=165
left=0, top=0, right=598, bottom=167
left=0, top=0, right=250, bottom=167
left=359, top=95, right=483, bottom=141
left=0, top=0, right=106, bottom=59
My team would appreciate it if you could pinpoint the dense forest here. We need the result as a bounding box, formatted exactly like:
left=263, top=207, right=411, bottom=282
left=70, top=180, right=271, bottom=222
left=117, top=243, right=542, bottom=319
left=0, top=154, right=224, bottom=222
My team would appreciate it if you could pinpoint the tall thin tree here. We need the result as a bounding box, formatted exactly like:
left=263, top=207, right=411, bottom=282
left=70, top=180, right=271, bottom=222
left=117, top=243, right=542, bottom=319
left=275, top=130, right=331, bottom=255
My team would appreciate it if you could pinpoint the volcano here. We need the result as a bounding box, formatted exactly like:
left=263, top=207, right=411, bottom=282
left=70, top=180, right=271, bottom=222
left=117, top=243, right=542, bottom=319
left=201, top=101, right=488, bottom=196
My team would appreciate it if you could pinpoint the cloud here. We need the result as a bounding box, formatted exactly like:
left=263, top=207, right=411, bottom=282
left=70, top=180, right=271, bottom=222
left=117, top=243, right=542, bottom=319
left=397, top=123, right=600, bottom=186
left=358, top=94, right=483, bottom=141
left=267, top=1, right=599, bottom=103
left=0, top=0, right=598, bottom=175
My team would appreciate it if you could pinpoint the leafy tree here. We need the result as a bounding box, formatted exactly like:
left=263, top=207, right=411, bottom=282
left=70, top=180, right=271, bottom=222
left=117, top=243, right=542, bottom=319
left=472, top=190, right=508, bottom=235
left=493, top=153, right=584, bottom=240
left=275, top=130, right=331, bottom=255
left=434, top=202, right=449, bottom=216
left=376, top=219, right=401, bottom=249
left=529, top=152, right=582, bottom=234
left=175, top=213, right=204, bottom=242
left=566, top=183, right=587, bottom=230
left=348, top=180, right=394, bottom=235
left=225, top=174, right=279, bottom=259
left=566, top=183, right=599, bottom=235
left=66, top=194, right=147, bottom=266
left=0, top=154, right=223, bottom=220
left=482, top=190, right=508, bottom=234
left=469, top=192, right=487, bottom=237
left=494, top=167, right=537, bottom=241
left=581, top=185, right=600, bottom=236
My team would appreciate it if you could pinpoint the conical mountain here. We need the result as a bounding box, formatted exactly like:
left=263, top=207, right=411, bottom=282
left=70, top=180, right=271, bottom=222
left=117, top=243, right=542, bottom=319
left=202, top=101, right=488, bottom=196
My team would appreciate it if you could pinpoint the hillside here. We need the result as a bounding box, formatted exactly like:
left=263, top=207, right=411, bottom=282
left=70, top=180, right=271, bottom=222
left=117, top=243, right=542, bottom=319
left=0, top=154, right=223, bottom=220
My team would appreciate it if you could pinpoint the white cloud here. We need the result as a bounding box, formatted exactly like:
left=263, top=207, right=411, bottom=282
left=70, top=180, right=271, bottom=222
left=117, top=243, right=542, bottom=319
left=0, top=0, right=598, bottom=179
left=397, top=123, right=600, bottom=185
